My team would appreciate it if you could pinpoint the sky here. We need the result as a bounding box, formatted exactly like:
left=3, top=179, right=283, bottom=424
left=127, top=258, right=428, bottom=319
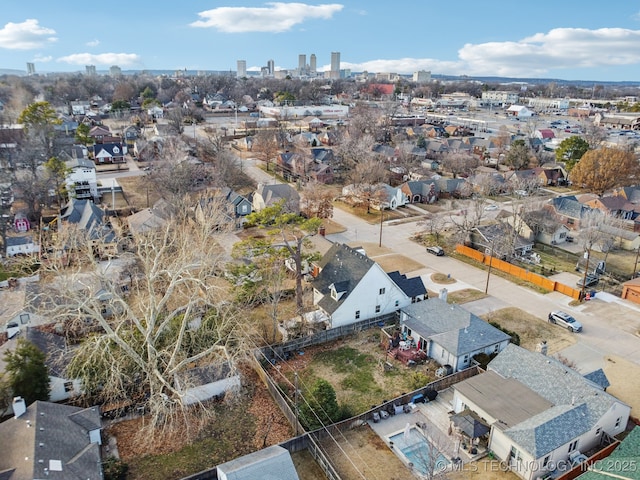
left=2, top=1, right=640, bottom=82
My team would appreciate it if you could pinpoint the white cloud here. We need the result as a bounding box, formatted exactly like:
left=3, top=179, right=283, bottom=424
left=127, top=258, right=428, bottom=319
left=190, top=2, right=343, bottom=33
left=86, top=39, right=100, bottom=47
left=342, top=58, right=462, bottom=75
left=33, top=54, right=53, bottom=63
left=345, top=27, right=640, bottom=78
left=459, top=27, right=640, bottom=77
left=57, top=53, right=141, bottom=67
left=0, top=19, right=57, bottom=50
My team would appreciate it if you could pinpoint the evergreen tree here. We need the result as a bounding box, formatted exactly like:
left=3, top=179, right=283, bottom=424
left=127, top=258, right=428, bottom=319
left=3, top=339, right=50, bottom=404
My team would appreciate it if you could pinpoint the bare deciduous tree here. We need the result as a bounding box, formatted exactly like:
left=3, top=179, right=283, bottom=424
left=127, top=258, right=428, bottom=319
left=441, top=152, right=479, bottom=179
left=252, top=129, right=280, bottom=172
left=300, top=181, right=334, bottom=219
left=39, top=201, right=252, bottom=442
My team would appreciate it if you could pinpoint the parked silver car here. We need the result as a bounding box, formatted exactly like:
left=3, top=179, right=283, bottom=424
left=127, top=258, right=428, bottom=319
left=548, top=311, right=583, bottom=333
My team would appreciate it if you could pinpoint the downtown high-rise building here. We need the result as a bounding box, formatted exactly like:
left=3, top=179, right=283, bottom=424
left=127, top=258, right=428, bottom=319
left=85, top=65, right=96, bottom=76
left=298, top=54, right=306, bottom=72
left=267, top=59, right=274, bottom=76
left=309, top=54, right=317, bottom=74
left=26, top=62, right=36, bottom=75
left=330, top=52, right=341, bottom=79
left=237, top=60, right=247, bottom=78
left=109, top=65, right=122, bottom=77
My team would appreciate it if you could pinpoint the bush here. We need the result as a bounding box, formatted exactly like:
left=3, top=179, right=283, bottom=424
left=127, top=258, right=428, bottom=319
left=489, top=321, right=520, bottom=346
left=471, top=352, right=498, bottom=369
left=103, top=457, right=129, bottom=480
left=408, top=371, right=430, bottom=391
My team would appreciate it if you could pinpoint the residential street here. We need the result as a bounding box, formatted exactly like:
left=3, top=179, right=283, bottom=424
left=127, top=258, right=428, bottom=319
left=241, top=158, right=640, bottom=371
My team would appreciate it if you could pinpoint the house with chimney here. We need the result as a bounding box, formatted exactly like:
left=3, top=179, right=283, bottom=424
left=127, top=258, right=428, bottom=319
left=0, top=397, right=103, bottom=480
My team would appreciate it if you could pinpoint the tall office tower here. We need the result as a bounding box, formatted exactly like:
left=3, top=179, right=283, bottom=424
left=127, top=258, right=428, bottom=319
left=26, top=62, right=36, bottom=75
left=267, top=59, right=275, bottom=76
left=237, top=60, right=247, bottom=78
left=330, top=52, right=340, bottom=79
left=109, top=65, right=122, bottom=77
left=309, top=54, right=317, bottom=74
left=298, top=54, right=306, bottom=72
left=85, top=65, right=96, bottom=76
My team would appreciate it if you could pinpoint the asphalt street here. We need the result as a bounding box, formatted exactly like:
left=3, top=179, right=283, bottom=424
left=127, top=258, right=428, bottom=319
left=326, top=202, right=640, bottom=370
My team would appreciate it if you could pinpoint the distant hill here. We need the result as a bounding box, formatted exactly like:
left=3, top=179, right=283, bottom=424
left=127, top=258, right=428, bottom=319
left=0, top=69, right=26, bottom=76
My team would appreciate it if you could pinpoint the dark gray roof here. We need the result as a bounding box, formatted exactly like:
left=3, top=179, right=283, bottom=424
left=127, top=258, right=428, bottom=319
left=583, top=368, right=611, bottom=390
left=400, top=298, right=511, bottom=355
left=175, top=362, right=233, bottom=389
left=313, top=243, right=375, bottom=315
left=60, top=199, right=116, bottom=242
left=216, top=445, right=300, bottom=480
left=5, top=236, right=35, bottom=247
left=0, top=401, right=102, bottom=480
left=549, top=195, right=596, bottom=220
left=25, top=328, right=71, bottom=377
left=387, top=271, right=427, bottom=298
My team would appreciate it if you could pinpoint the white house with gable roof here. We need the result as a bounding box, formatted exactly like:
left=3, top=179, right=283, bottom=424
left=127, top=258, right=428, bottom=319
left=311, top=243, right=426, bottom=328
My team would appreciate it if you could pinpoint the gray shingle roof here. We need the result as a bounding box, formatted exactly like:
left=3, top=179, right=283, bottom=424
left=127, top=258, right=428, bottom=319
left=400, top=298, right=511, bottom=355
left=549, top=195, right=595, bottom=220
left=488, top=344, right=628, bottom=458
left=505, top=403, right=592, bottom=458
left=313, top=244, right=374, bottom=315
left=216, top=445, right=300, bottom=480
left=0, top=401, right=102, bottom=480
left=60, top=198, right=115, bottom=242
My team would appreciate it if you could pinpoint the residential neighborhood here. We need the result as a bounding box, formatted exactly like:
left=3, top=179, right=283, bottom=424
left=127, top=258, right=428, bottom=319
left=2, top=51, right=640, bottom=480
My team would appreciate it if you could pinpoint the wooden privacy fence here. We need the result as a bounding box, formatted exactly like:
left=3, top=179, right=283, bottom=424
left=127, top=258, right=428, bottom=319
left=456, top=245, right=582, bottom=300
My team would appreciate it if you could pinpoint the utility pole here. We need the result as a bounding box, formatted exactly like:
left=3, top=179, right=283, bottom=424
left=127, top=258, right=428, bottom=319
left=485, top=238, right=496, bottom=294
left=633, top=247, right=640, bottom=280
left=580, top=249, right=591, bottom=301
left=378, top=209, right=384, bottom=247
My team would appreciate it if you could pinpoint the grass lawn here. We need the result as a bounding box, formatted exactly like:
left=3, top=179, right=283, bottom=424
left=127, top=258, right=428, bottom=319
left=273, top=333, right=435, bottom=417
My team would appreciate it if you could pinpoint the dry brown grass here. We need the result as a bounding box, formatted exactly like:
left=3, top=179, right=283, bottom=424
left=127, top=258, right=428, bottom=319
left=602, top=354, right=640, bottom=417
left=432, top=273, right=457, bottom=284
left=482, top=307, right=576, bottom=354
left=117, top=176, right=162, bottom=210
left=346, top=242, right=425, bottom=274
left=447, top=289, right=488, bottom=304
left=319, top=425, right=412, bottom=480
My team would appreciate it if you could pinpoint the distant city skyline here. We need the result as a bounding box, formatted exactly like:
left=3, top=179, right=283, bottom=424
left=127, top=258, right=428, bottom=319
left=3, top=1, right=640, bottom=82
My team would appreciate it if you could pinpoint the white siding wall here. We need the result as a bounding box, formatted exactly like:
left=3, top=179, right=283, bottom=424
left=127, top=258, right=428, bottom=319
left=181, top=375, right=241, bottom=406
left=330, top=265, right=409, bottom=328
left=49, top=376, right=82, bottom=402
left=66, top=167, right=98, bottom=197
left=487, top=401, right=631, bottom=480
